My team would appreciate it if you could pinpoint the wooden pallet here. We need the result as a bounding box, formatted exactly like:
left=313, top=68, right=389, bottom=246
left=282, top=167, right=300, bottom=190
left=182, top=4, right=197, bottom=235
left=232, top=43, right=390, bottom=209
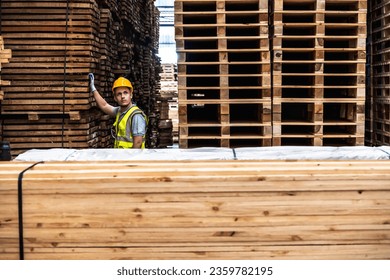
left=175, top=0, right=272, bottom=148
left=271, top=0, right=367, bottom=146
left=175, top=0, right=367, bottom=148
left=1, top=159, right=390, bottom=260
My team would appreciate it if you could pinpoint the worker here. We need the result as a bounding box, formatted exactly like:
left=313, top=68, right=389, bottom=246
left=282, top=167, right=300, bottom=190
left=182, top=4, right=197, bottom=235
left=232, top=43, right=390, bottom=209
left=88, top=73, right=147, bottom=149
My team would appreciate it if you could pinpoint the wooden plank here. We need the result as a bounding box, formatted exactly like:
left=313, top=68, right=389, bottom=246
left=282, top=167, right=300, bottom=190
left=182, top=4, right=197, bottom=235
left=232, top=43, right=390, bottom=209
left=1, top=160, right=390, bottom=259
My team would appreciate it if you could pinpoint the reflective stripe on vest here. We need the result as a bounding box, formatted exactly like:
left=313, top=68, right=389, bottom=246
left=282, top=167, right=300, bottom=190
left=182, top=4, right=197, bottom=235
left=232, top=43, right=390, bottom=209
left=113, top=106, right=146, bottom=149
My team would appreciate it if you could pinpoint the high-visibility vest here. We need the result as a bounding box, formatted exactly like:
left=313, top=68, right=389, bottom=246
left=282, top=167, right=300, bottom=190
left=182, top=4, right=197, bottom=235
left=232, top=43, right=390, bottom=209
left=113, top=105, right=147, bottom=149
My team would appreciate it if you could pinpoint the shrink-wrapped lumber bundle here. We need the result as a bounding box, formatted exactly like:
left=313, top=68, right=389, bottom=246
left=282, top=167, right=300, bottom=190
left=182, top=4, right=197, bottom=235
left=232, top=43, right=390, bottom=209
left=0, top=36, right=12, bottom=141
left=1, top=160, right=390, bottom=259
left=0, top=0, right=162, bottom=156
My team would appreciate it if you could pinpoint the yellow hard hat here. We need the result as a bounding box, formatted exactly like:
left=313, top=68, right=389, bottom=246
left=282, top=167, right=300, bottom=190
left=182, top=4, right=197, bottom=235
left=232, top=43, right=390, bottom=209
left=112, top=77, right=133, bottom=92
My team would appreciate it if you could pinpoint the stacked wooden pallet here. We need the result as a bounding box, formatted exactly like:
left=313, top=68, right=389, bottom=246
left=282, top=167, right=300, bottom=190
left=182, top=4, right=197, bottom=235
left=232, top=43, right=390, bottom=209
left=175, top=0, right=272, bottom=148
left=1, top=160, right=390, bottom=260
left=0, top=0, right=161, bottom=156
left=159, top=64, right=178, bottom=114
left=160, top=63, right=177, bottom=82
left=368, top=0, right=390, bottom=145
left=159, top=63, right=178, bottom=144
left=365, top=0, right=374, bottom=145
left=175, top=0, right=367, bottom=148
left=272, top=0, right=367, bottom=146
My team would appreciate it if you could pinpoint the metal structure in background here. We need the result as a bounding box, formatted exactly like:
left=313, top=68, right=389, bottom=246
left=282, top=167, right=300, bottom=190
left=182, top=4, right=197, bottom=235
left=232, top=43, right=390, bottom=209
left=156, top=0, right=176, bottom=63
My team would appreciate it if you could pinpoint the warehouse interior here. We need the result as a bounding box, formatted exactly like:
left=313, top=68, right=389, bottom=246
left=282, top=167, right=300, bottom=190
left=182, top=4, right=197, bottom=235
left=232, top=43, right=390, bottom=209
left=1, top=0, right=390, bottom=261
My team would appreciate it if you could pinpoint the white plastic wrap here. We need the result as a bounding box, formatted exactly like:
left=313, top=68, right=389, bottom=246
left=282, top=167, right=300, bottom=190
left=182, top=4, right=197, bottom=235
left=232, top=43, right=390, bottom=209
left=234, top=146, right=390, bottom=160
left=14, top=146, right=390, bottom=161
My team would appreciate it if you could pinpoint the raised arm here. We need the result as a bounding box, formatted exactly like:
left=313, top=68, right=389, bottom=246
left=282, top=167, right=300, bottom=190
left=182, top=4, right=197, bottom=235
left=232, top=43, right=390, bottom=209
left=88, top=73, right=116, bottom=117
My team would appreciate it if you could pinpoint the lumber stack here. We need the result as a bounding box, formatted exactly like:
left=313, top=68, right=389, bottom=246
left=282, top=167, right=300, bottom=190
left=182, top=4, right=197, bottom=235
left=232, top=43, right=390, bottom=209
left=175, top=0, right=272, bottom=148
left=0, top=0, right=101, bottom=155
left=0, top=36, right=12, bottom=102
left=1, top=160, right=390, bottom=260
left=272, top=0, right=366, bottom=146
left=175, top=0, right=367, bottom=148
left=367, top=0, right=390, bottom=145
left=0, top=0, right=161, bottom=156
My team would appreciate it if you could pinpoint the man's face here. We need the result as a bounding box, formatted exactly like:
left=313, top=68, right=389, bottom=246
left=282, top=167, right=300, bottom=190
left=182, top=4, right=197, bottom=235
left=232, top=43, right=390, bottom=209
left=114, top=86, right=132, bottom=107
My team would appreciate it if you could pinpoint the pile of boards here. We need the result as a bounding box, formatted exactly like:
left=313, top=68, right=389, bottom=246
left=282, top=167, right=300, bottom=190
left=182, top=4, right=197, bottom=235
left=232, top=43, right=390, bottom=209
left=0, top=36, right=12, bottom=142
left=1, top=159, right=389, bottom=259
left=0, top=0, right=162, bottom=157
left=366, top=0, right=390, bottom=145
left=175, top=0, right=367, bottom=148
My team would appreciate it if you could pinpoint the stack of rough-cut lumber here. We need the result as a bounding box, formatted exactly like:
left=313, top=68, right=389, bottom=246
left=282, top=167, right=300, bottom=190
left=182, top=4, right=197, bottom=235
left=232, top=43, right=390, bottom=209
left=366, top=0, right=390, bottom=146
left=0, top=0, right=161, bottom=156
left=1, top=160, right=389, bottom=260
left=0, top=36, right=12, bottom=102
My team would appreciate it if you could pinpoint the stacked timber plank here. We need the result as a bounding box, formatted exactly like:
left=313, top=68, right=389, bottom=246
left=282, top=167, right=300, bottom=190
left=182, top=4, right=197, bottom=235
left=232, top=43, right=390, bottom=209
left=175, top=0, right=367, bottom=148
left=272, top=0, right=366, bottom=146
left=1, top=160, right=390, bottom=260
left=0, top=0, right=101, bottom=155
left=367, top=0, right=390, bottom=145
left=0, top=0, right=161, bottom=156
left=156, top=95, right=174, bottom=147
left=175, top=0, right=272, bottom=148
left=365, top=0, right=374, bottom=145
left=0, top=36, right=12, bottom=140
